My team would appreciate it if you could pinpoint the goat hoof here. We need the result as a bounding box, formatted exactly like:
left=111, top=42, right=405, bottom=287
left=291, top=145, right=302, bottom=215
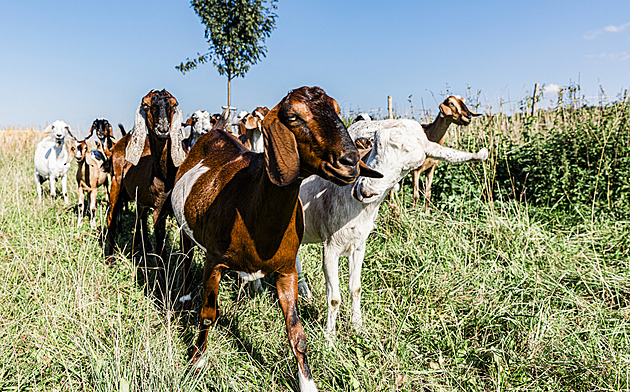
left=298, top=282, right=313, bottom=302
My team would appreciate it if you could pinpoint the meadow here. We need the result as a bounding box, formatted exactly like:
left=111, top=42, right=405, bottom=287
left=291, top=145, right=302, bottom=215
left=1, top=93, right=629, bottom=391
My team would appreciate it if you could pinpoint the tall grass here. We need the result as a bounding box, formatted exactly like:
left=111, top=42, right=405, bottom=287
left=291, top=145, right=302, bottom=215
left=1, top=97, right=629, bottom=392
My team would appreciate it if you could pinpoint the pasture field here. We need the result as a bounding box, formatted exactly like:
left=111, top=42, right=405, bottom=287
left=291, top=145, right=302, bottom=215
left=1, top=99, right=629, bottom=392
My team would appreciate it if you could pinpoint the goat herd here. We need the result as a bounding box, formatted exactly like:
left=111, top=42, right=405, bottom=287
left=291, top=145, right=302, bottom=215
left=32, top=86, right=488, bottom=391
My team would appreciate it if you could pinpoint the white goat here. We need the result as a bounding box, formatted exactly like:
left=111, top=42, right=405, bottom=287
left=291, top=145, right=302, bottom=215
left=183, top=110, right=214, bottom=151
left=296, top=119, right=488, bottom=336
left=34, top=120, right=76, bottom=203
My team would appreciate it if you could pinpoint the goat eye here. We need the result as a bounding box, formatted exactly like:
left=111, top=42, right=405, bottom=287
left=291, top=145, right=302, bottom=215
left=286, top=115, right=298, bottom=122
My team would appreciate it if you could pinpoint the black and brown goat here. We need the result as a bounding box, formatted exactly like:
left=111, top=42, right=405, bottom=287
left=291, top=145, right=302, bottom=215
left=105, top=90, right=186, bottom=283
left=86, top=118, right=126, bottom=158
left=171, top=87, right=381, bottom=391
left=71, top=139, right=109, bottom=228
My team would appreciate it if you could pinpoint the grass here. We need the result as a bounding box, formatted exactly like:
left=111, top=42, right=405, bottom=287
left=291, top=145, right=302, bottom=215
left=1, top=126, right=629, bottom=391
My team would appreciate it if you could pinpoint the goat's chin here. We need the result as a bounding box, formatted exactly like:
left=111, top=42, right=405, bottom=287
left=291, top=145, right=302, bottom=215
left=351, top=182, right=380, bottom=204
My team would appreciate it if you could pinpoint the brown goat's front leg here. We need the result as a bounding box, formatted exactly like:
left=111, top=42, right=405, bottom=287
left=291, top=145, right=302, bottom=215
left=105, top=179, right=123, bottom=263
left=411, top=168, right=422, bottom=208
left=77, top=188, right=85, bottom=227
left=424, top=164, right=437, bottom=214
left=89, top=189, right=98, bottom=229
left=153, top=208, right=168, bottom=300
left=276, top=271, right=318, bottom=392
left=190, top=261, right=223, bottom=368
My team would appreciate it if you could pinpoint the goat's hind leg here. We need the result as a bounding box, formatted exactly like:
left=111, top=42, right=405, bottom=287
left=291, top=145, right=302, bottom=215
left=322, top=245, right=342, bottom=338
left=89, top=189, right=98, bottom=229
left=35, top=172, right=44, bottom=203
left=276, top=271, right=318, bottom=392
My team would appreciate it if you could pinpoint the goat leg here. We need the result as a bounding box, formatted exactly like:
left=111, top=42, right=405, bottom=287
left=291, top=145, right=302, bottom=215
left=77, top=189, right=85, bottom=227
left=89, top=189, right=98, bottom=229
left=295, top=253, right=313, bottom=301
left=322, top=245, right=342, bottom=339
left=178, top=232, right=194, bottom=310
left=348, top=244, right=366, bottom=331
left=411, top=168, right=421, bottom=208
left=35, top=173, right=43, bottom=203
left=276, top=271, right=318, bottom=392
left=61, top=174, right=68, bottom=204
left=190, top=262, right=223, bottom=368
left=424, top=164, right=437, bottom=214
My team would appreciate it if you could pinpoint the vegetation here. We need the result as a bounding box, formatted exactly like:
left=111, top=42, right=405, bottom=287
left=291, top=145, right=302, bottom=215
left=1, top=94, right=629, bottom=391
left=177, top=0, right=278, bottom=107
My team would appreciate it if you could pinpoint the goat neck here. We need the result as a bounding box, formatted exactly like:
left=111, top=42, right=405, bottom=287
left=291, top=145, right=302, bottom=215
left=423, top=113, right=453, bottom=144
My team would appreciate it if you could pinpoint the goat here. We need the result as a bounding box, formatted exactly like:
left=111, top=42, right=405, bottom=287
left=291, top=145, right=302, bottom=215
left=105, top=89, right=186, bottom=289
left=295, top=118, right=488, bottom=337
left=71, top=139, right=109, bottom=228
left=171, top=86, right=382, bottom=391
left=411, top=95, right=481, bottom=211
left=34, top=120, right=76, bottom=203
left=237, top=106, right=269, bottom=153
left=86, top=118, right=121, bottom=158
left=183, top=110, right=215, bottom=151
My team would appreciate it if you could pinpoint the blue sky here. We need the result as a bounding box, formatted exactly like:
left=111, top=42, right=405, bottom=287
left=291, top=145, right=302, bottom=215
left=1, top=0, right=629, bottom=134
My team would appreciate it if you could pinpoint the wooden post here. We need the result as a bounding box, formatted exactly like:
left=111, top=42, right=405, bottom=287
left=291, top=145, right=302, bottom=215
left=531, top=83, right=539, bottom=116
left=388, top=96, right=393, bottom=119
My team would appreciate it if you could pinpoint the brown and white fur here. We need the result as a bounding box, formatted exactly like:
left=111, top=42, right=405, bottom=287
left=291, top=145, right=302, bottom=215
left=237, top=106, right=269, bottom=153
left=171, top=86, right=382, bottom=391
left=105, top=89, right=186, bottom=286
left=71, top=139, right=109, bottom=228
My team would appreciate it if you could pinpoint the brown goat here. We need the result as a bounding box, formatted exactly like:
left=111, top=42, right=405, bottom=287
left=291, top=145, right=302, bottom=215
left=411, top=95, right=481, bottom=210
left=171, top=87, right=381, bottom=391
left=71, top=139, right=109, bottom=228
left=105, top=90, right=186, bottom=291
left=237, top=106, right=269, bottom=152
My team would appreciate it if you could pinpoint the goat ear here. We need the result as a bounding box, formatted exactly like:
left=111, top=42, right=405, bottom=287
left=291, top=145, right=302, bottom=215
left=439, top=102, right=453, bottom=117
left=471, top=111, right=482, bottom=117
left=263, top=110, right=300, bottom=187
left=169, top=109, right=186, bottom=167
left=125, top=106, right=147, bottom=165
left=86, top=123, right=95, bottom=140
left=66, top=127, right=78, bottom=141
left=358, top=160, right=383, bottom=178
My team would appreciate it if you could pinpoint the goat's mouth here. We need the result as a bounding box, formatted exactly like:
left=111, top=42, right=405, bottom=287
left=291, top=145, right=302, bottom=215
left=351, top=181, right=380, bottom=203
left=155, top=129, right=170, bottom=140
left=96, top=130, right=106, bottom=139
left=55, top=136, right=64, bottom=145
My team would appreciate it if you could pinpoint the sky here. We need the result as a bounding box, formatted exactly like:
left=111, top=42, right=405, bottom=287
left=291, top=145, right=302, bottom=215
left=1, top=0, right=629, bottom=135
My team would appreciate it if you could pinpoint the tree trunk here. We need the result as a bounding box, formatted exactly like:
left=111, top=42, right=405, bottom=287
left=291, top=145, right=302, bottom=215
left=227, top=76, right=232, bottom=108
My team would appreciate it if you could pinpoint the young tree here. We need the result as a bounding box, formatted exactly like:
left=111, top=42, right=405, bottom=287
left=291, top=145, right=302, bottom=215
left=177, top=0, right=278, bottom=107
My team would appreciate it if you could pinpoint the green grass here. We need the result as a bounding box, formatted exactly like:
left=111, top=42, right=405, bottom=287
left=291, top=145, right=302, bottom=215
left=1, top=127, right=629, bottom=391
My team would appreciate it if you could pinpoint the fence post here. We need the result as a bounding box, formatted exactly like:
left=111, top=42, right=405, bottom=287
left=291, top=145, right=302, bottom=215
left=388, top=96, right=393, bottom=119
left=531, top=83, right=539, bottom=116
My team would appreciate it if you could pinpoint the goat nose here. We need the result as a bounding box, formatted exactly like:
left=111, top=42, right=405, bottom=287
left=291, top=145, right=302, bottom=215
left=338, top=150, right=359, bottom=168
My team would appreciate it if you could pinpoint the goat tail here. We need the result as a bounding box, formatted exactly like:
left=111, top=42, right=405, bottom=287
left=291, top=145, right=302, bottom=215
left=424, top=141, right=488, bottom=163
left=118, top=124, right=127, bottom=137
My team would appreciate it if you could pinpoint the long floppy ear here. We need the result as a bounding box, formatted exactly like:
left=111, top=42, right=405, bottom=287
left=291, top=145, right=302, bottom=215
left=169, top=109, right=186, bottom=167
left=262, top=110, right=300, bottom=187
left=86, top=123, right=95, bottom=140
left=65, top=126, right=78, bottom=141
left=125, top=106, right=147, bottom=165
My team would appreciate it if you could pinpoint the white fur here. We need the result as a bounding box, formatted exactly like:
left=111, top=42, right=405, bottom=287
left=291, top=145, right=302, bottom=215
left=188, top=110, right=213, bottom=148
left=34, top=120, right=74, bottom=203
left=237, top=270, right=265, bottom=281
left=178, top=294, right=192, bottom=303
left=298, top=119, right=488, bottom=335
left=172, top=162, right=209, bottom=252
left=298, top=370, right=318, bottom=392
